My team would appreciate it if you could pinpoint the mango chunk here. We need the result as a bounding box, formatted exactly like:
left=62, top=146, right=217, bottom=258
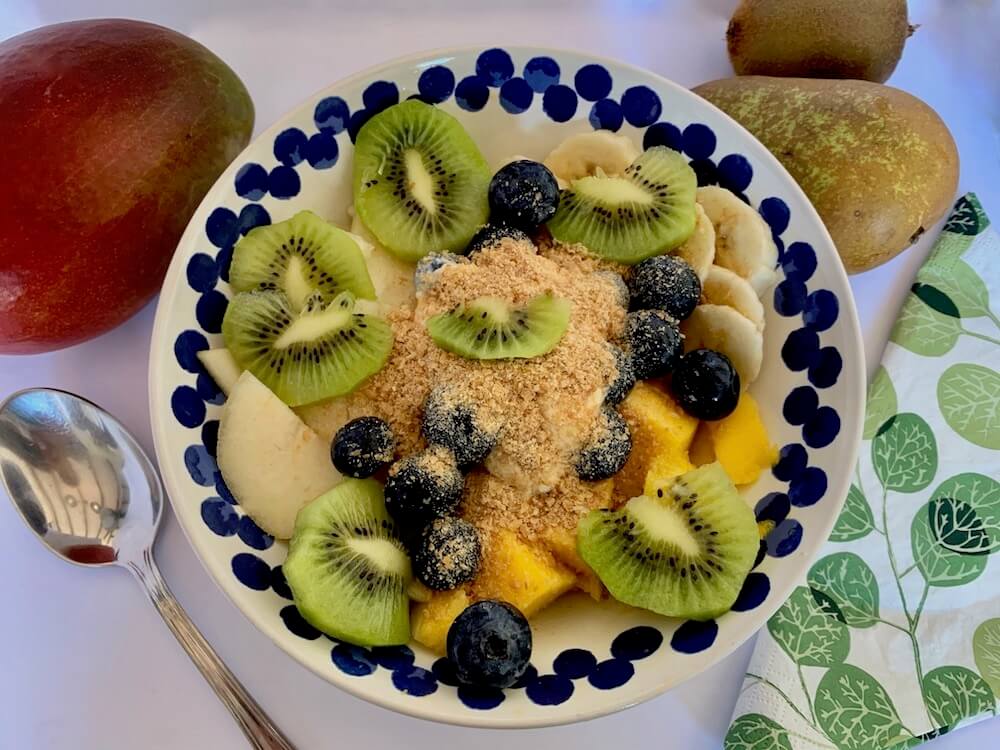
left=706, top=393, right=777, bottom=486
left=541, top=526, right=604, bottom=600
left=411, top=588, right=469, bottom=654
left=688, top=422, right=716, bottom=467
left=616, top=382, right=698, bottom=501
left=473, top=530, right=576, bottom=617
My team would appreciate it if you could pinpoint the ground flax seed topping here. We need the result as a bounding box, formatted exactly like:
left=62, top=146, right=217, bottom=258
left=299, top=238, right=627, bottom=544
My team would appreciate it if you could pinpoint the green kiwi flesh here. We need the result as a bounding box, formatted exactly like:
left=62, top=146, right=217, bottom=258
left=353, top=100, right=491, bottom=261
left=426, top=293, right=570, bottom=360
left=229, top=210, right=375, bottom=311
left=222, top=289, right=393, bottom=406
left=577, top=462, right=758, bottom=620
left=284, top=478, right=411, bottom=646
left=547, top=146, right=698, bottom=264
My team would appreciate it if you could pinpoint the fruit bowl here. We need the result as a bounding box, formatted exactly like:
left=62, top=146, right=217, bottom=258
left=148, top=46, right=864, bottom=728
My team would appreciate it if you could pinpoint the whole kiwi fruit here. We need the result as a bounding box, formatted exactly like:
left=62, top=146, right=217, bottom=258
left=727, top=0, right=913, bottom=83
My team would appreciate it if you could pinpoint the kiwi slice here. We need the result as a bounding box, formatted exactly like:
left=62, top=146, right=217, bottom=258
left=426, top=293, right=570, bottom=360
left=353, top=100, right=491, bottom=261
left=229, top=210, right=375, bottom=311
left=222, top=288, right=392, bottom=406
left=547, top=146, right=698, bottom=264
left=577, top=462, right=758, bottom=620
left=284, top=478, right=411, bottom=646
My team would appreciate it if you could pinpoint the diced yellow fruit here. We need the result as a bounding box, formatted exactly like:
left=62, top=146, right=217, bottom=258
left=642, top=450, right=694, bottom=498
left=688, top=422, right=716, bottom=466
left=706, top=393, right=778, bottom=486
left=615, top=382, right=699, bottom=501
left=411, top=588, right=469, bottom=653
left=473, top=530, right=577, bottom=617
left=541, top=526, right=604, bottom=600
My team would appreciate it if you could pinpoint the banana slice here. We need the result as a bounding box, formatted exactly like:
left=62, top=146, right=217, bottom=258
left=671, top=203, right=715, bottom=282
left=681, top=304, right=763, bottom=387
left=543, top=131, right=640, bottom=188
left=696, top=186, right=778, bottom=296
left=702, top=265, right=765, bottom=332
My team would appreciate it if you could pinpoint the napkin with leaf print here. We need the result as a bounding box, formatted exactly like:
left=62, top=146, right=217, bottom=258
left=726, top=194, right=1000, bottom=750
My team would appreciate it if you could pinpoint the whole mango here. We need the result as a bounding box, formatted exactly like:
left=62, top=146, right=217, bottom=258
left=0, top=20, right=253, bottom=353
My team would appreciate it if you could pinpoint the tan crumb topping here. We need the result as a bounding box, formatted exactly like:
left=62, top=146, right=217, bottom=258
left=301, top=237, right=627, bottom=542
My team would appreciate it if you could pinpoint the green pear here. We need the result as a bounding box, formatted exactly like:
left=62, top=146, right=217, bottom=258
left=727, top=0, right=913, bottom=83
left=694, top=76, right=958, bottom=274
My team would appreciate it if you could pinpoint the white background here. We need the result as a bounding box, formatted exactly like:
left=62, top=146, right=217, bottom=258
left=1, top=0, right=998, bottom=747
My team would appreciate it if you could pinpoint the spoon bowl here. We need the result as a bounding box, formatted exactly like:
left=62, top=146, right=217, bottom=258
left=0, top=388, right=295, bottom=750
left=0, top=388, right=160, bottom=568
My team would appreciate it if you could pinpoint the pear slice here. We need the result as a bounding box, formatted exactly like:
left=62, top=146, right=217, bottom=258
left=197, top=348, right=243, bottom=395
left=217, top=371, right=341, bottom=539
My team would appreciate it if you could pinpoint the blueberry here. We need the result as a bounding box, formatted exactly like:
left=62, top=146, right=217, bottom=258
left=447, top=600, right=532, bottom=688
left=622, top=309, right=683, bottom=380
left=465, top=222, right=531, bottom=256
left=421, top=386, right=501, bottom=470
left=671, top=349, right=740, bottom=420
left=331, top=417, right=395, bottom=478
left=384, top=447, right=464, bottom=528
left=604, top=346, right=636, bottom=406
left=415, top=252, right=467, bottom=293
left=412, top=516, right=482, bottom=590
left=488, top=160, right=559, bottom=231
left=575, top=407, right=632, bottom=481
left=628, top=256, right=701, bottom=320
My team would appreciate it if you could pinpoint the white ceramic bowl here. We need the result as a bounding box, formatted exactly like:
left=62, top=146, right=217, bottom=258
left=149, top=46, right=864, bottom=728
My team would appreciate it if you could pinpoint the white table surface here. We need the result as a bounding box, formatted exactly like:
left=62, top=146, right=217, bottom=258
left=1, top=1, right=997, bottom=747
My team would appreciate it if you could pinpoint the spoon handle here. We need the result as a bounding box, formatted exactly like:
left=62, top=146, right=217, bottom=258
left=128, top=549, right=296, bottom=750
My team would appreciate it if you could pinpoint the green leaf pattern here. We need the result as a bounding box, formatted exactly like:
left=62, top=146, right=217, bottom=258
left=862, top=366, right=897, bottom=441
left=767, top=586, right=850, bottom=667
left=829, top=484, right=875, bottom=542
left=890, top=293, right=960, bottom=356
left=807, top=553, right=881, bottom=628
left=871, top=413, right=938, bottom=493
left=937, top=364, right=1000, bottom=450
left=973, top=620, right=1000, bottom=699
left=928, top=497, right=994, bottom=555
left=921, top=666, right=996, bottom=728
left=731, top=195, right=999, bottom=748
left=814, top=665, right=910, bottom=750
left=920, top=261, right=992, bottom=319
left=911, top=501, right=987, bottom=587
left=724, top=714, right=794, bottom=750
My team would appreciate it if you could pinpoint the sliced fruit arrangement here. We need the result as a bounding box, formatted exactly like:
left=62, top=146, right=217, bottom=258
left=191, top=111, right=786, bottom=681
left=543, top=130, right=640, bottom=186
left=353, top=100, right=491, bottom=260
left=217, top=371, right=341, bottom=539
left=284, top=478, right=411, bottom=646
left=578, top=462, right=759, bottom=620
left=547, top=145, right=698, bottom=263
left=696, top=186, right=778, bottom=296
left=426, top=293, right=570, bottom=360
left=230, top=210, right=375, bottom=310
left=222, top=289, right=393, bottom=406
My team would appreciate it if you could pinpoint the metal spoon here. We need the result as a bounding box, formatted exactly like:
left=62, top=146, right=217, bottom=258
left=0, top=388, right=296, bottom=750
